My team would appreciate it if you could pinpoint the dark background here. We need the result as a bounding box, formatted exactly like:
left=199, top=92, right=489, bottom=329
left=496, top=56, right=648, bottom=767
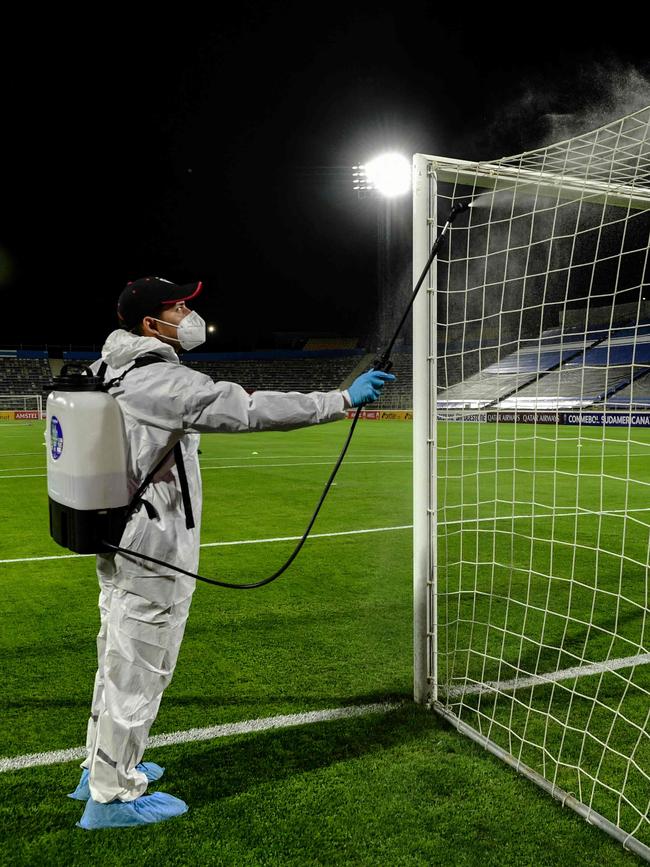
left=2, top=6, right=649, bottom=349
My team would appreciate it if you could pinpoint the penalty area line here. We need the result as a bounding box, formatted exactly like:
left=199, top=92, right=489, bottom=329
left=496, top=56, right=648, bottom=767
left=0, top=524, right=413, bottom=565
left=0, top=702, right=400, bottom=773
left=0, top=458, right=412, bottom=481
left=6, top=506, right=650, bottom=566
left=5, top=507, right=650, bottom=566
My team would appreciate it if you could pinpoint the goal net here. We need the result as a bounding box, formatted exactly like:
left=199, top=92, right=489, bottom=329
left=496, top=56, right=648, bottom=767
left=0, top=394, right=43, bottom=422
left=413, top=106, right=650, bottom=859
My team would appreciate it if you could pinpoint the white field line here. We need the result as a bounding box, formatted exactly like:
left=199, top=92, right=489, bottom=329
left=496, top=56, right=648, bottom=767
left=3, top=507, right=650, bottom=566
left=0, top=524, right=413, bottom=565
left=200, top=524, right=412, bottom=549
left=4, top=653, right=650, bottom=772
left=0, top=465, right=48, bottom=472
left=0, top=451, right=45, bottom=457
left=0, top=452, right=411, bottom=469
left=5, top=451, right=650, bottom=478
left=193, top=459, right=409, bottom=471
left=445, top=653, right=650, bottom=699
left=0, top=473, right=45, bottom=479
left=201, top=452, right=410, bottom=460
left=0, top=458, right=412, bottom=480
left=0, top=702, right=400, bottom=773
left=442, top=507, right=650, bottom=522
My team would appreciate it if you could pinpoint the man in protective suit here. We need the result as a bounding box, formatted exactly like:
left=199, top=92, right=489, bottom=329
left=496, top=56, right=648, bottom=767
left=70, top=276, right=395, bottom=829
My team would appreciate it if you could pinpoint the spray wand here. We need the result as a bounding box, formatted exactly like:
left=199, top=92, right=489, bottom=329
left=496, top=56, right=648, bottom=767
left=372, top=201, right=469, bottom=372
left=103, top=200, right=471, bottom=588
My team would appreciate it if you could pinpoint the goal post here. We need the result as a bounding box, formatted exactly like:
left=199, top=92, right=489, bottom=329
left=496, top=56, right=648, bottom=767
left=413, top=107, right=650, bottom=859
left=413, top=152, right=437, bottom=705
left=0, top=394, right=43, bottom=421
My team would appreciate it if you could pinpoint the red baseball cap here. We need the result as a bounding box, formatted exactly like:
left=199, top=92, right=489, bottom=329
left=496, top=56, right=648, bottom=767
left=117, top=276, right=203, bottom=330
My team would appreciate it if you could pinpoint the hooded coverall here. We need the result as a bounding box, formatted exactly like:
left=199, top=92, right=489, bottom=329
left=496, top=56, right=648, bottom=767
left=83, top=329, right=347, bottom=803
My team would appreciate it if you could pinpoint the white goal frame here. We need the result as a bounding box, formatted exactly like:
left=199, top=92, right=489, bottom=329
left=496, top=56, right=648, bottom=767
left=412, top=113, right=650, bottom=860
left=0, top=394, right=43, bottom=418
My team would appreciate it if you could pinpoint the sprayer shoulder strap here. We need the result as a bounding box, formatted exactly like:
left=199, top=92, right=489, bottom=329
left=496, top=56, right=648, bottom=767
left=99, top=352, right=167, bottom=391
left=173, top=441, right=195, bottom=530
left=126, top=439, right=195, bottom=531
left=102, top=353, right=195, bottom=532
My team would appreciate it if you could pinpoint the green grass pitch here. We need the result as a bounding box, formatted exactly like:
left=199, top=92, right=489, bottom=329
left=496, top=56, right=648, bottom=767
left=0, top=417, right=647, bottom=865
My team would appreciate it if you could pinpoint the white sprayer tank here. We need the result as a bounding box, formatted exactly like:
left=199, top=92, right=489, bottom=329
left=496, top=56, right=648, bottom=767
left=47, top=365, right=130, bottom=553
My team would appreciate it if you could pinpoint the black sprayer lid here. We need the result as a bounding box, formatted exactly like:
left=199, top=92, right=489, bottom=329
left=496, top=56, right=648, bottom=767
left=51, top=363, right=105, bottom=392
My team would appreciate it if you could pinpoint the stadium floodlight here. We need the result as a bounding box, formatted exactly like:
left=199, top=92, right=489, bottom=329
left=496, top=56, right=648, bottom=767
left=413, top=105, right=650, bottom=860
left=352, top=164, right=373, bottom=193
left=353, top=152, right=413, bottom=350
left=359, top=153, right=411, bottom=198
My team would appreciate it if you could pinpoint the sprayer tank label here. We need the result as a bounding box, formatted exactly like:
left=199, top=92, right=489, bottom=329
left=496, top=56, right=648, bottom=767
left=51, top=416, right=63, bottom=460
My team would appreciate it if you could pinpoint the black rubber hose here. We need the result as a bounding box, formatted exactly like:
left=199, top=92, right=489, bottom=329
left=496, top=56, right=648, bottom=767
left=104, top=406, right=363, bottom=588
left=103, top=200, right=470, bottom=588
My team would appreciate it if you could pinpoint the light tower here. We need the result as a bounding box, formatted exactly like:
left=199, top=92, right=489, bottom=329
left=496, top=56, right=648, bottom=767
left=353, top=153, right=412, bottom=352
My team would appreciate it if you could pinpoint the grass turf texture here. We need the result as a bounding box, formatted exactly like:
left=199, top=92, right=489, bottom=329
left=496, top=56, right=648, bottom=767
left=0, top=418, right=647, bottom=864
left=436, top=420, right=650, bottom=852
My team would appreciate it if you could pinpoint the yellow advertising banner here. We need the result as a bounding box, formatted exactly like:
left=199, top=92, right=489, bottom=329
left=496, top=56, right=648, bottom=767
left=380, top=410, right=413, bottom=421
left=345, top=409, right=413, bottom=421
left=0, top=411, right=41, bottom=421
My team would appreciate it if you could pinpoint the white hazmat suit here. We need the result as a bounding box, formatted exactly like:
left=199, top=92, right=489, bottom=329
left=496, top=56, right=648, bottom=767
left=83, top=328, right=347, bottom=803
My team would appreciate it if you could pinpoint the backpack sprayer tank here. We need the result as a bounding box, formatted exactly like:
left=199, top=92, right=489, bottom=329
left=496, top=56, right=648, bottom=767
left=47, top=364, right=130, bottom=554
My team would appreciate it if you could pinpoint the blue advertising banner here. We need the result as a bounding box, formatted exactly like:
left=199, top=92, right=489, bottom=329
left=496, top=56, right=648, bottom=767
left=439, top=410, right=650, bottom=427
left=564, top=412, right=650, bottom=427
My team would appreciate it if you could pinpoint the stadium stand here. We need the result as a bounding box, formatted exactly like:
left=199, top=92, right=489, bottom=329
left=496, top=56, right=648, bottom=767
left=438, top=328, right=605, bottom=410
left=437, top=321, right=650, bottom=412
left=500, top=324, right=650, bottom=410
left=60, top=348, right=415, bottom=408
left=604, top=369, right=650, bottom=408
left=61, top=349, right=367, bottom=393
left=24, top=320, right=650, bottom=414
left=0, top=351, right=51, bottom=396
left=183, top=353, right=363, bottom=394
left=497, top=367, right=630, bottom=410
left=371, top=353, right=413, bottom=409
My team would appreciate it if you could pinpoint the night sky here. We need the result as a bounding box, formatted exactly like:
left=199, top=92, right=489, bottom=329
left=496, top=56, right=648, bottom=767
left=2, top=7, right=649, bottom=350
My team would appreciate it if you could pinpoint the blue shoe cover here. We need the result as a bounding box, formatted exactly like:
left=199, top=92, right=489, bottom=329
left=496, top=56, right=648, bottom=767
left=77, top=792, right=188, bottom=829
left=68, top=762, right=166, bottom=801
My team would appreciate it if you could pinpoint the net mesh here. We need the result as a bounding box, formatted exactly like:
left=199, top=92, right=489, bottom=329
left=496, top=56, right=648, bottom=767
left=0, top=394, right=43, bottom=421
left=420, top=106, right=650, bottom=855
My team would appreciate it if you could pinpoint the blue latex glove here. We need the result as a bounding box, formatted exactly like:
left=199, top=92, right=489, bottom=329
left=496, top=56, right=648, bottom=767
left=347, top=370, right=396, bottom=407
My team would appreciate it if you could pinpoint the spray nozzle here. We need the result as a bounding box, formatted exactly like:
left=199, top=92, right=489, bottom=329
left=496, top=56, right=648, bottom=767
left=447, top=201, right=471, bottom=222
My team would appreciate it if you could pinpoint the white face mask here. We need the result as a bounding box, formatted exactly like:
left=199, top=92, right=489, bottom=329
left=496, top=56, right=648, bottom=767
left=150, top=310, right=207, bottom=350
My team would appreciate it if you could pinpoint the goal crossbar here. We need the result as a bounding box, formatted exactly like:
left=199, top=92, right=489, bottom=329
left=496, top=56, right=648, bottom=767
left=417, top=154, right=650, bottom=211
